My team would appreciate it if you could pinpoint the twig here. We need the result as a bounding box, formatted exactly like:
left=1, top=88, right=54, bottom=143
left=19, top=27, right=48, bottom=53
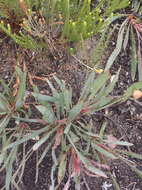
left=35, top=150, right=39, bottom=184
left=82, top=173, right=91, bottom=190
left=72, top=54, right=94, bottom=71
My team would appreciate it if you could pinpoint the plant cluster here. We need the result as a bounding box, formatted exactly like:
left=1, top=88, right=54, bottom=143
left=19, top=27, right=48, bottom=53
left=0, top=67, right=142, bottom=190
left=0, top=0, right=129, bottom=46
left=104, top=0, right=142, bottom=81
left=0, top=1, right=142, bottom=190
left=105, top=13, right=142, bottom=81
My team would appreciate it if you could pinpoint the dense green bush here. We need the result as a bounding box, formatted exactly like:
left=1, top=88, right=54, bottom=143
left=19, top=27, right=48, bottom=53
left=0, top=0, right=130, bottom=47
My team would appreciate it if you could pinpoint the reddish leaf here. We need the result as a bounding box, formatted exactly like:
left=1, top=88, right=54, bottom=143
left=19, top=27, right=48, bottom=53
left=106, top=135, right=118, bottom=149
left=89, top=159, right=110, bottom=170
left=82, top=159, right=108, bottom=178
left=58, top=154, right=67, bottom=184
left=56, top=118, right=67, bottom=124
left=98, top=143, right=111, bottom=151
left=81, top=107, right=90, bottom=114
left=84, top=169, right=98, bottom=177
left=53, top=126, right=64, bottom=149
left=72, top=151, right=81, bottom=176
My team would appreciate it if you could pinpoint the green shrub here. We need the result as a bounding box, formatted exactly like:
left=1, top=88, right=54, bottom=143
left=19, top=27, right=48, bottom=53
left=0, top=0, right=130, bottom=48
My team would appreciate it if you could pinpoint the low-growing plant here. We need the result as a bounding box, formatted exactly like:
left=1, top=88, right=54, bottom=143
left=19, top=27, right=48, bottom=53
left=0, top=66, right=28, bottom=190
left=0, top=66, right=46, bottom=190
left=1, top=68, right=142, bottom=189
left=0, top=1, right=142, bottom=190
left=29, top=71, right=142, bottom=189
left=0, top=20, right=42, bottom=49
left=0, top=0, right=130, bottom=49
left=105, top=2, right=142, bottom=81
left=40, top=0, right=130, bottom=42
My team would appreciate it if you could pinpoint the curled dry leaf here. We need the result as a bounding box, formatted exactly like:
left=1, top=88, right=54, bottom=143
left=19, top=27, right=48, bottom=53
left=133, top=90, right=142, bottom=99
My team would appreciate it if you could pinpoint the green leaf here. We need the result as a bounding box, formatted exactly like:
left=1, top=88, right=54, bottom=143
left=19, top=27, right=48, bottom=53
left=53, top=76, right=65, bottom=90
left=15, top=66, right=27, bottom=109
left=68, top=102, right=83, bottom=121
left=64, top=123, right=72, bottom=134
left=32, top=92, right=56, bottom=103
left=93, top=96, right=114, bottom=109
left=37, top=139, right=54, bottom=166
left=111, top=141, right=133, bottom=146
left=36, top=105, right=56, bottom=124
left=69, top=131, right=80, bottom=143
left=75, top=122, right=100, bottom=138
left=87, top=70, right=119, bottom=110
left=4, top=126, right=49, bottom=150
left=6, top=146, right=18, bottom=190
left=46, top=78, right=58, bottom=96
left=63, top=88, right=72, bottom=111
left=89, top=97, right=120, bottom=112
left=80, top=72, right=95, bottom=101
left=130, top=26, right=138, bottom=81
left=32, top=127, right=57, bottom=151
left=105, top=19, right=128, bottom=70
left=58, top=154, right=67, bottom=184
left=104, top=138, right=133, bottom=147
left=91, top=143, right=116, bottom=159
left=122, top=82, right=142, bottom=101
left=99, top=121, right=108, bottom=137
left=123, top=24, right=130, bottom=50
left=88, top=71, right=110, bottom=100
left=137, top=40, right=142, bottom=81
left=67, top=135, right=107, bottom=178
left=111, top=175, right=121, bottom=190
left=78, top=152, right=107, bottom=178
left=6, top=158, right=13, bottom=190
left=103, top=69, right=120, bottom=96
left=130, top=166, right=142, bottom=179
left=0, top=115, right=10, bottom=134
left=119, top=150, right=142, bottom=160
left=0, top=93, right=10, bottom=114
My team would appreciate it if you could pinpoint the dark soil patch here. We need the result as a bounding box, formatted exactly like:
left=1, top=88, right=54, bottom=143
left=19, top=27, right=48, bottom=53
left=0, top=34, right=142, bottom=190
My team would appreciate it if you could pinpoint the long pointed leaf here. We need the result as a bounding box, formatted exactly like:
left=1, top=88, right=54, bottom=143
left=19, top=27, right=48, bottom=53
left=130, top=26, right=138, bottom=81
left=91, top=143, right=116, bottom=159
left=105, top=19, right=128, bottom=70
